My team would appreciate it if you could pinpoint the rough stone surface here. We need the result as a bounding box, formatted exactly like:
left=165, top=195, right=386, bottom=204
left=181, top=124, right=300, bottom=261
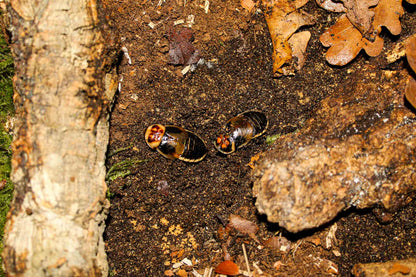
left=252, top=68, right=416, bottom=233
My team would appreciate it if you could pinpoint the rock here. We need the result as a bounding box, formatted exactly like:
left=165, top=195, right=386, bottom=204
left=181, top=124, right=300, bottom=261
left=252, top=69, right=416, bottom=233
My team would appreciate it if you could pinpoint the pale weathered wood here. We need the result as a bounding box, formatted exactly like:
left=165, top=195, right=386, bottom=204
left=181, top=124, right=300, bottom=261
left=2, top=0, right=118, bottom=275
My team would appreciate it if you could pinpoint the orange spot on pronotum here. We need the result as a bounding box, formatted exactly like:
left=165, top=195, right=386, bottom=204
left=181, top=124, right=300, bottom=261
left=147, top=125, right=164, bottom=143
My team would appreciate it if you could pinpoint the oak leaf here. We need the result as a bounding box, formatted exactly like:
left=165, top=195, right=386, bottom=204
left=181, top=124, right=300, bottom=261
left=371, top=0, right=404, bottom=38
left=405, top=35, right=416, bottom=109
left=320, top=14, right=383, bottom=66
left=407, top=35, right=416, bottom=73
left=319, top=0, right=404, bottom=65
left=262, top=0, right=315, bottom=77
left=341, top=0, right=379, bottom=38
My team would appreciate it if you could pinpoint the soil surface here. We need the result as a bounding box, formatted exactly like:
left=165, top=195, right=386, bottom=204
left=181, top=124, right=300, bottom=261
left=102, top=0, right=416, bottom=276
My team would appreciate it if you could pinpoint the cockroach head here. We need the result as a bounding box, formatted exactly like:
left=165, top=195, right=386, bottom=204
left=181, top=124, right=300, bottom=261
left=145, top=124, right=166, bottom=149
left=214, top=134, right=235, bottom=154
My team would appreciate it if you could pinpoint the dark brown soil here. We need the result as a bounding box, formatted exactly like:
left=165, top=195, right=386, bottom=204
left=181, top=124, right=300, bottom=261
left=102, top=0, right=416, bottom=275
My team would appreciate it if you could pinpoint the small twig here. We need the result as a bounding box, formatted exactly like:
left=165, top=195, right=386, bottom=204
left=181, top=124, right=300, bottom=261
left=202, top=267, right=212, bottom=277
left=242, top=243, right=251, bottom=276
left=191, top=269, right=202, bottom=277
left=204, top=0, right=209, bottom=13
left=252, top=262, right=263, bottom=275
left=121, top=46, right=132, bottom=65
left=292, top=240, right=303, bottom=258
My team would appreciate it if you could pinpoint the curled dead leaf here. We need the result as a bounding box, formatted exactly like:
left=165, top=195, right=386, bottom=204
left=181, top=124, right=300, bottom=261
left=315, top=0, right=346, bottom=12
left=262, top=0, right=315, bottom=76
left=319, top=0, right=404, bottom=65
left=167, top=28, right=200, bottom=65
left=341, top=0, right=379, bottom=37
left=214, top=260, right=240, bottom=276
left=228, top=214, right=258, bottom=236
left=264, top=236, right=292, bottom=252
left=288, top=31, right=311, bottom=72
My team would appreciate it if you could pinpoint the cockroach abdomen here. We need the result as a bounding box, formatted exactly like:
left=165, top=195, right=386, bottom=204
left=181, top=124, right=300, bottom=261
left=179, top=131, right=208, bottom=162
left=240, top=111, right=268, bottom=137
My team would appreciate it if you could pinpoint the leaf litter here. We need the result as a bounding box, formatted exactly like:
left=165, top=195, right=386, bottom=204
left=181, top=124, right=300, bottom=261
left=319, top=0, right=406, bottom=66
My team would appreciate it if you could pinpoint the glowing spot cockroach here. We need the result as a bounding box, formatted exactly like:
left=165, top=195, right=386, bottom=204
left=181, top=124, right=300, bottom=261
left=145, top=124, right=208, bottom=162
left=214, top=111, right=268, bottom=154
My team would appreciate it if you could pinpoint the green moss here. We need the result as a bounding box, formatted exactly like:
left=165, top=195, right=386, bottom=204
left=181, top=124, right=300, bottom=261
left=106, top=158, right=148, bottom=183
left=265, top=133, right=281, bottom=145
left=0, top=27, right=14, bottom=276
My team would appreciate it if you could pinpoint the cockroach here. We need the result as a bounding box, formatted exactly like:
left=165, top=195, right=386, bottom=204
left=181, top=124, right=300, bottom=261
left=145, top=124, right=208, bottom=162
left=214, top=111, right=268, bottom=154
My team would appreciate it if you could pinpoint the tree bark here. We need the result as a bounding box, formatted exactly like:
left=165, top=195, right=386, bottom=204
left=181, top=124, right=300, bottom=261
left=2, top=0, right=118, bottom=276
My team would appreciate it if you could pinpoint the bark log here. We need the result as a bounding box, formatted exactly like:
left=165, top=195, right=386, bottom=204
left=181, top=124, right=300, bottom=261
left=2, top=0, right=118, bottom=276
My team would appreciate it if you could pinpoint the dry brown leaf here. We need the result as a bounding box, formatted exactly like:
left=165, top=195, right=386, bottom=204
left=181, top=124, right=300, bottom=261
left=167, top=28, right=200, bottom=65
left=177, top=269, right=188, bottom=277
left=406, top=35, right=416, bottom=73
left=341, top=0, right=378, bottom=36
left=228, top=214, right=258, bottom=235
left=371, top=0, right=403, bottom=38
left=315, top=0, right=346, bottom=12
left=241, top=0, right=256, bottom=12
left=262, top=0, right=315, bottom=76
left=264, top=236, right=292, bottom=252
left=320, top=0, right=405, bottom=65
left=405, top=35, right=416, bottom=109
left=214, top=260, right=240, bottom=276
left=406, top=77, right=416, bottom=108
left=320, top=14, right=383, bottom=65
left=288, top=31, right=311, bottom=72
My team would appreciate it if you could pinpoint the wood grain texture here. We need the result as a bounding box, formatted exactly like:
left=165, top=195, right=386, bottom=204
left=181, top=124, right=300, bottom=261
left=2, top=0, right=118, bottom=275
